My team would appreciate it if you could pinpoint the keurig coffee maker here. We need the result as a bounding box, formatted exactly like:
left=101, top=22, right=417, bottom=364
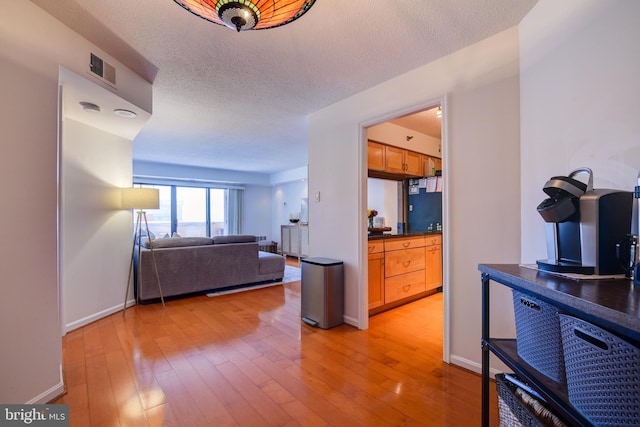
left=536, top=168, right=633, bottom=275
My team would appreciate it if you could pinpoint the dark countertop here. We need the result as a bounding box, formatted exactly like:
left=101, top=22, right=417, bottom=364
left=368, top=231, right=442, bottom=240
left=479, top=263, right=640, bottom=342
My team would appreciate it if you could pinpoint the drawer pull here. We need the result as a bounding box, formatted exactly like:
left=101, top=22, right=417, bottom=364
left=368, top=245, right=374, bottom=252
left=402, top=242, right=410, bottom=248
left=402, top=284, right=412, bottom=292
left=402, top=260, right=411, bottom=267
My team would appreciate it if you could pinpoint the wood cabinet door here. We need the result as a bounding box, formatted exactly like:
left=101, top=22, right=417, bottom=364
left=368, top=141, right=386, bottom=170
left=434, top=157, right=442, bottom=171
left=367, top=240, right=384, bottom=254
left=385, top=247, right=426, bottom=277
left=368, top=253, right=384, bottom=310
left=384, top=270, right=427, bottom=303
left=405, top=151, right=423, bottom=176
left=385, top=145, right=405, bottom=173
left=425, top=243, right=442, bottom=290
left=384, top=236, right=425, bottom=251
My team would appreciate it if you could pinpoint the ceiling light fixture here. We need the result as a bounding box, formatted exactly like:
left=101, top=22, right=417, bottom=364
left=173, top=0, right=316, bottom=32
left=436, top=106, right=442, bottom=118
left=114, top=109, right=137, bottom=118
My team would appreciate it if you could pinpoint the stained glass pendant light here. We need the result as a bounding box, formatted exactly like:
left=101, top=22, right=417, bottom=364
left=173, top=0, right=316, bottom=32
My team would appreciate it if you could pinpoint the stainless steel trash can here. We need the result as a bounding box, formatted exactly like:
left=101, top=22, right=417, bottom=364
left=301, top=257, right=344, bottom=329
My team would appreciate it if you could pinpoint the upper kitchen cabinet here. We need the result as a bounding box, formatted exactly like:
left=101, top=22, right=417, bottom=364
left=368, top=140, right=437, bottom=178
left=405, top=150, right=423, bottom=176
left=384, top=145, right=406, bottom=173
left=367, top=141, right=386, bottom=171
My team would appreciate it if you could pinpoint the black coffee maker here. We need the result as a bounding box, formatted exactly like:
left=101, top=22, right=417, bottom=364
left=536, top=168, right=633, bottom=275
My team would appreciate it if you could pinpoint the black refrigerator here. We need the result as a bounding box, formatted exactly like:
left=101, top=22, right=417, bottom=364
left=407, top=183, right=442, bottom=233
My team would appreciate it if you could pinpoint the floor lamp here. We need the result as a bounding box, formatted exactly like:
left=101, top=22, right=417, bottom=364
left=121, top=188, right=165, bottom=316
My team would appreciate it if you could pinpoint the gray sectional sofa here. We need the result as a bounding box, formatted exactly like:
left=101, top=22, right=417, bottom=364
left=134, top=234, right=285, bottom=303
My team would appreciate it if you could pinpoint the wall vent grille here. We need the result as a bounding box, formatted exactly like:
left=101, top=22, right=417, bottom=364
left=89, top=53, right=116, bottom=87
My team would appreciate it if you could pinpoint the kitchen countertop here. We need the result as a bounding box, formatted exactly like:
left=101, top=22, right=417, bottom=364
left=368, top=231, right=442, bottom=240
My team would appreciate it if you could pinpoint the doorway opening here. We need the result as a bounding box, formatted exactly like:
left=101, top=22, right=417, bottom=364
left=362, top=98, right=449, bottom=362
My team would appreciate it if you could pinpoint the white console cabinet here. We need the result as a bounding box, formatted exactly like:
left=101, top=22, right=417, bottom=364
left=281, top=225, right=308, bottom=258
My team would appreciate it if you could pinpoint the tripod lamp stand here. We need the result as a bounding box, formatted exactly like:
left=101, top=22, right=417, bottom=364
left=121, top=188, right=165, bottom=316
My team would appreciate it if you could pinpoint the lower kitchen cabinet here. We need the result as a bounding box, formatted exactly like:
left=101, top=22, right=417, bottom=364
left=425, top=234, right=442, bottom=290
left=367, top=240, right=385, bottom=310
left=369, top=234, right=441, bottom=314
left=368, top=253, right=384, bottom=310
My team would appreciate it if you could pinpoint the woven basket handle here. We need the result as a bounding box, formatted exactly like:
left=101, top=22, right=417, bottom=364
left=574, top=327, right=609, bottom=351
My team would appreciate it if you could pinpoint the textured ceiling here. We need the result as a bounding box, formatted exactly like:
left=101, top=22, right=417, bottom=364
left=33, top=0, right=538, bottom=174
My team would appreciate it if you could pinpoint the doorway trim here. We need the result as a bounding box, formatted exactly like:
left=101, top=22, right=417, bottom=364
left=358, top=94, right=450, bottom=362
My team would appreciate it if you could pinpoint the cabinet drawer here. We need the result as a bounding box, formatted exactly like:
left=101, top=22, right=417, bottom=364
left=385, top=247, right=426, bottom=277
left=385, top=270, right=426, bottom=303
left=426, top=234, right=442, bottom=246
left=384, top=236, right=425, bottom=251
left=367, top=241, right=384, bottom=254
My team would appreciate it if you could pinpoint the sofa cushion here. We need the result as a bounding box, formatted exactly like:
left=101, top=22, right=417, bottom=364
left=258, top=252, right=285, bottom=275
left=212, top=235, right=256, bottom=244
left=142, top=236, right=213, bottom=249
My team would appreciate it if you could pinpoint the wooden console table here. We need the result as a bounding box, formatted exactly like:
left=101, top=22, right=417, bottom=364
left=479, top=264, right=640, bottom=426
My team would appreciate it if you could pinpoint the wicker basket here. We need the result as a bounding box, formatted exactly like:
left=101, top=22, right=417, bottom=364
left=512, top=291, right=566, bottom=383
left=559, top=314, right=640, bottom=426
left=496, top=374, right=566, bottom=427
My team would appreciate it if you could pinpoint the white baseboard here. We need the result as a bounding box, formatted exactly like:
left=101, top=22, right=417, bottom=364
left=65, top=299, right=134, bottom=334
left=343, top=314, right=359, bottom=328
left=449, top=354, right=503, bottom=379
left=27, top=365, right=65, bottom=404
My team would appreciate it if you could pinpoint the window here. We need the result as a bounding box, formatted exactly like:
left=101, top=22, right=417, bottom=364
left=134, top=183, right=242, bottom=238
left=137, top=184, right=171, bottom=237
left=210, top=188, right=226, bottom=236
left=176, top=187, right=206, bottom=237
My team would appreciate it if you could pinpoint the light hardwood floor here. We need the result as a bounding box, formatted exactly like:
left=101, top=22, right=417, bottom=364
left=54, top=259, right=498, bottom=426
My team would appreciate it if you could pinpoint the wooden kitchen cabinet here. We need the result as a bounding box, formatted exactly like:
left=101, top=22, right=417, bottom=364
left=368, top=140, right=439, bottom=178
left=367, top=141, right=385, bottom=171
left=369, top=234, right=442, bottom=315
left=384, top=145, right=406, bottom=173
left=425, top=234, right=442, bottom=290
left=382, top=236, right=426, bottom=307
left=404, top=150, right=423, bottom=176
left=368, top=240, right=385, bottom=310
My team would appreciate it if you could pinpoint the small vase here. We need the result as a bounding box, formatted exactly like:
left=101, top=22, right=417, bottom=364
left=368, top=218, right=374, bottom=228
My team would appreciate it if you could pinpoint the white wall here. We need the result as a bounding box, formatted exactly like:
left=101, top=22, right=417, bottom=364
left=520, top=0, right=640, bottom=263
left=0, top=30, right=61, bottom=405
left=134, top=160, right=271, bottom=186
left=308, top=27, right=522, bottom=369
left=242, top=185, right=274, bottom=239
left=271, top=180, right=309, bottom=249
left=367, top=178, right=399, bottom=233
left=0, top=1, right=151, bottom=403
left=61, top=119, right=134, bottom=331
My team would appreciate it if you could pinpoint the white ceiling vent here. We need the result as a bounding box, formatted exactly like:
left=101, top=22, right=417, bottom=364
left=89, top=53, right=116, bottom=88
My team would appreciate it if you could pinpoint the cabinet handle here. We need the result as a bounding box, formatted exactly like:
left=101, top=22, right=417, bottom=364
left=368, top=245, right=374, bottom=252
left=402, top=260, right=411, bottom=267
left=402, top=242, right=410, bottom=248
left=402, top=284, right=411, bottom=292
